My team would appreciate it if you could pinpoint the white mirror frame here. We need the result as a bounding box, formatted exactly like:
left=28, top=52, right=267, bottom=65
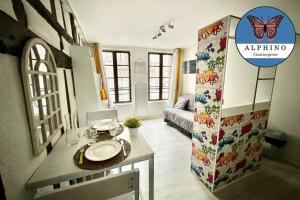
left=21, top=38, right=63, bottom=155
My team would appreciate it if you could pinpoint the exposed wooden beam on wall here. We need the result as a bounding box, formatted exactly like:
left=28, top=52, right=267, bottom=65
left=0, top=11, right=72, bottom=69
left=60, top=0, right=67, bottom=29
left=50, top=0, right=57, bottom=20
left=12, top=0, right=28, bottom=27
left=69, top=13, right=78, bottom=44
left=26, top=0, right=74, bottom=45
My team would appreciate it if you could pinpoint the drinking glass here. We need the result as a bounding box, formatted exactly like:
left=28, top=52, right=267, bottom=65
left=64, top=114, right=80, bottom=146
left=85, top=127, right=98, bottom=145
left=109, top=118, right=118, bottom=140
left=65, top=128, right=80, bottom=145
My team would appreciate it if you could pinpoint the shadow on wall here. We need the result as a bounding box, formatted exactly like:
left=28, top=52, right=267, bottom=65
left=213, top=158, right=300, bottom=200
left=0, top=175, right=6, bottom=200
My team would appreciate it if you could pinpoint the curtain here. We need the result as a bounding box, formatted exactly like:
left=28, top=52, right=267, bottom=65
left=90, top=43, right=113, bottom=108
left=168, top=48, right=182, bottom=107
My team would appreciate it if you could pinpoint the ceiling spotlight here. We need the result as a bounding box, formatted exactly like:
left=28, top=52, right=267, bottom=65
left=168, top=21, right=174, bottom=29
left=157, top=31, right=162, bottom=37
left=160, top=26, right=166, bottom=32
left=153, top=35, right=157, bottom=40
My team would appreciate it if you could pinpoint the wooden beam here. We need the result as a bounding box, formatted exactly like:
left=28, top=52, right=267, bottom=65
left=60, top=0, right=67, bottom=29
left=69, top=13, right=78, bottom=44
left=26, top=0, right=74, bottom=45
left=50, top=0, right=57, bottom=20
left=12, top=0, right=28, bottom=27
left=0, top=10, right=72, bottom=69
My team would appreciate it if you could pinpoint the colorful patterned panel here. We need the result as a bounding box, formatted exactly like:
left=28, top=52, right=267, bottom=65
left=191, top=16, right=230, bottom=191
left=214, top=109, right=269, bottom=190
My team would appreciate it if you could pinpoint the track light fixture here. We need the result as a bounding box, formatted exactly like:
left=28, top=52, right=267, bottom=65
left=157, top=31, right=162, bottom=37
left=168, top=21, right=174, bottom=29
left=152, top=19, right=175, bottom=39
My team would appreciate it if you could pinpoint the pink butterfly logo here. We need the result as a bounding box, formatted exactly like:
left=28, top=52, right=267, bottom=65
left=247, top=15, right=283, bottom=42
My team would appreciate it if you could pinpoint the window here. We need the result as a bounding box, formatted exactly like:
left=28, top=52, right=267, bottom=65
left=148, top=53, right=173, bottom=101
left=102, top=51, right=131, bottom=103
left=21, top=38, right=63, bottom=155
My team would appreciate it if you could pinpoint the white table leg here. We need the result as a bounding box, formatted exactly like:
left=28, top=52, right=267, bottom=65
left=149, top=156, right=154, bottom=200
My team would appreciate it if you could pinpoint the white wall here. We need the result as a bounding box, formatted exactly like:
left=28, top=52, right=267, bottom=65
left=268, top=36, right=300, bottom=164
left=102, top=45, right=173, bottom=120
left=182, top=46, right=197, bottom=94
left=0, top=54, right=47, bottom=200
left=223, top=39, right=276, bottom=109
left=0, top=1, right=83, bottom=199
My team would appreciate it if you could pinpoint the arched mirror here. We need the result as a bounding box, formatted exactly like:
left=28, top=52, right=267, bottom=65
left=21, top=38, right=63, bottom=155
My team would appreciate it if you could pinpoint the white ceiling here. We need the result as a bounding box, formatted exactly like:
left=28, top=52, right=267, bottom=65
left=68, top=0, right=300, bottom=49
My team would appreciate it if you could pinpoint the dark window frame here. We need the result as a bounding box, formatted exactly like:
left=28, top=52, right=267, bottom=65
left=148, top=52, right=173, bottom=101
left=103, top=50, right=132, bottom=103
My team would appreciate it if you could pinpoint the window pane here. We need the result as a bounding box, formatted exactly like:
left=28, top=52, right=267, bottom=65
left=149, top=78, right=159, bottom=87
left=117, top=66, right=129, bottom=77
left=36, top=44, right=46, bottom=60
left=119, top=90, right=130, bottom=96
left=149, top=89, right=159, bottom=100
left=45, top=75, right=51, bottom=94
left=38, top=62, right=48, bottom=72
left=49, top=75, right=54, bottom=93
left=50, top=95, right=55, bottom=112
left=102, top=52, right=113, bottom=65
left=163, top=67, right=172, bottom=77
left=32, top=100, right=42, bottom=124
left=163, top=78, right=170, bottom=88
left=36, top=125, right=43, bottom=145
left=107, top=78, right=115, bottom=90
left=52, top=114, right=58, bottom=129
left=117, top=53, right=129, bottom=65
left=104, top=65, right=114, bottom=78
left=162, top=88, right=169, bottom=99
left=163, top=55, right=172, bottom=66
left=118, top=78, right=130, bottom=89
left=119, top=94, right=130, bottom=102
left=28, top=52, right=34, bottom=70
left=31, top=59, right=37, bottom=70
left=28, top=74, right=37, bottom=97
left=41, top=97, right=50, bottom=116
left=149, top=54, right=160, bottom=66
left=44, top=119, right=51, bottom=138
left=31, top=48, right=36, bottom=59
left=109, top=90, right=116, bottom=103
left=149, top=67, right=159, bottom=77
left=52, top=76, right=58, bottom=92
left=56, top=94, right=60, bottom=110
left=57, top=110, right=62, bottom=124
left=103, top=51, right=131, bottom=103
left=162, top=93, right=169, bottom=99
left=38, top=75, right=45, bottom=95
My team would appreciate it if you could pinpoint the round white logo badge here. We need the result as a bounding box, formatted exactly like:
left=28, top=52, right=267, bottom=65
left=235, top=6, right=296, bottom=67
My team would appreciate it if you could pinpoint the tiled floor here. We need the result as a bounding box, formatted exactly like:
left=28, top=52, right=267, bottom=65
left=131, top=118, right=300, bottom=200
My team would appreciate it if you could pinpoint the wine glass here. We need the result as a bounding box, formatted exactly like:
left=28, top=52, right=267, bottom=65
left=85, top=127, right=97, bottom=145
left=109, top=118, right=118, bottom=140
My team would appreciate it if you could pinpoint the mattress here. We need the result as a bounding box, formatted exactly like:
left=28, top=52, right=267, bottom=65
left=163, top=108, right=194, bottom=133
